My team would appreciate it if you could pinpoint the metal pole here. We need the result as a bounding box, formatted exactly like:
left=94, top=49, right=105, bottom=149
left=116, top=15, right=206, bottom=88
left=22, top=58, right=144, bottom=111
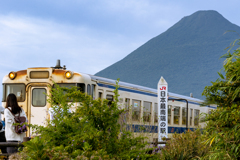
left=168, top=98, right=188, bottom=131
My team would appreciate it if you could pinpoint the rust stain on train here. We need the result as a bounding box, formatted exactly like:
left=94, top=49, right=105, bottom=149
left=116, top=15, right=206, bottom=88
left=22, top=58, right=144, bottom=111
left=52, top=70, right=81, bottom=77
left=52, top=69, right=65, bottom=75
left=16, top=70, right=27, bottom=78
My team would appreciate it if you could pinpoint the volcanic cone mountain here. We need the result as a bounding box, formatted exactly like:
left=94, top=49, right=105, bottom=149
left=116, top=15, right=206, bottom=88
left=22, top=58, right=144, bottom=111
left=95, top=10, right=240, bottom=99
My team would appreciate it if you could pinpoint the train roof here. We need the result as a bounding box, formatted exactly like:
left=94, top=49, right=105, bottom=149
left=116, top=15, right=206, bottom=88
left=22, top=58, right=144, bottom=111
left=90, top=75, right=204, bottom=103
left=90, top=75, right=217, bottom=109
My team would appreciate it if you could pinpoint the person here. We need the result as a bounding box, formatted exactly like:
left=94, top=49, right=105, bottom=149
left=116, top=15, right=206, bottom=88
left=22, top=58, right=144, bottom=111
left=0, top=106, right=6, bottom=154
left=4, top=93, right=27, bottom=154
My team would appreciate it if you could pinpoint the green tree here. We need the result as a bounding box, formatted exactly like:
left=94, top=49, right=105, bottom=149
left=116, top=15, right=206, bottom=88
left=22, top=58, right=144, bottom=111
left=201, top=38, right=240, bottom=159
left=18, top=80, right=157, bottom=159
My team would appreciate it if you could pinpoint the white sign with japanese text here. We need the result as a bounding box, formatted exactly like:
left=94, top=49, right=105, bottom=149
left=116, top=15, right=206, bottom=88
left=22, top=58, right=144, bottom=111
left=158, top=76, right=168, bottom=145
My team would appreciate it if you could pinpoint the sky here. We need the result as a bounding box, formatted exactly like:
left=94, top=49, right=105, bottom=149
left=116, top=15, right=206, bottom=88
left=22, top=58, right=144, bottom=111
left=0, top=0, right=240, bottom=99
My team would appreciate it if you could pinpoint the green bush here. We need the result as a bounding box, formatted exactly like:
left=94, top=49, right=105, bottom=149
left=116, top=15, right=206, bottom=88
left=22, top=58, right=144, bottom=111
left=200, top=105, right=240, bottom=160
left=157, top=129, right=209, bottom=160
left=18, top=80, right=157, bottom=159
left=201, top=38, right=240, bottom=159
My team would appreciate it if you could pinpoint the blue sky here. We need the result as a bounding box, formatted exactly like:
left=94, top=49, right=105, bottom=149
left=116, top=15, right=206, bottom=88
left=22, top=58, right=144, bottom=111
left=0, top=0, right=240, bottom=99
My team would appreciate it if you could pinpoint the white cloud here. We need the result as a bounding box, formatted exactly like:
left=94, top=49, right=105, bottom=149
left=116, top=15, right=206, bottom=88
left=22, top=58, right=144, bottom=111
left=0, top=14, right=143, bottom=75
left=0, top=13, right=145, bottom=99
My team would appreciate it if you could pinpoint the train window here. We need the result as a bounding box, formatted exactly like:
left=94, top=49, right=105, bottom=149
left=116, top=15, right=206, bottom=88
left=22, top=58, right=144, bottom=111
left=132, top=100, right=141, bottom=122
left=32, top=88, right=46, bottom=107
left=124, top=98, right=130, bottom=122
left=182, top=107, right=187, bottom=125
left=168, top=105, right=171, bottom=124
left=87, top=84, right=91, bottom=95
left=174, top=106, right=180, bottom=125
left=77, top=83, right=85, bottom=93
left=106, top=94, right=113, bottom=105
left=3, top=84, right=25, bottom=102
left=154, top=103, right=158, bottom=123
left=91, top=84, right=95, bottom=98
left=190, top=109, right=193, bottom=126
left=194, top=110, right=200, bottom=126
left=2, top=84, right=5, bottom=102
left=143, top=102, right=151, bottom=123
left=98, top=92, right=102, bottom=99
left=125, top=98, right=130, bottom=111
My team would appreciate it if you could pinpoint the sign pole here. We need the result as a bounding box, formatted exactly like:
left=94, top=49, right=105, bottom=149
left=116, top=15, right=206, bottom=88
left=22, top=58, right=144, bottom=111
left=158, top=76, right=168, bottom=146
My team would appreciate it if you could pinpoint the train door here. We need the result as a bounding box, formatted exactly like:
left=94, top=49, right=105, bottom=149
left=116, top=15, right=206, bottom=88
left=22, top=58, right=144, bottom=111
left=29, top=86, right=49, bottom=130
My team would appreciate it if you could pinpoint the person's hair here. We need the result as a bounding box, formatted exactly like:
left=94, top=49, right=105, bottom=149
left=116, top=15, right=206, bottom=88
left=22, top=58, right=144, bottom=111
left=5, top=93, right=22, bottom=114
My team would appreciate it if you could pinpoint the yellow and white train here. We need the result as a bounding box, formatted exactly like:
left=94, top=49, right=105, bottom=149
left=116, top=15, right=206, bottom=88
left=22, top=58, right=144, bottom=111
left=2, top=60, right=216, bottom=139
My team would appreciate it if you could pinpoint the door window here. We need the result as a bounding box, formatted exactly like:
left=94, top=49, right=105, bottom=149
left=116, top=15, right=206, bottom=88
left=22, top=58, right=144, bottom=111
left=91, top=84, right=95, bottom=98
left=32, top=88, right=46, bottom=107
left=87, top=84, right=91, bottom=95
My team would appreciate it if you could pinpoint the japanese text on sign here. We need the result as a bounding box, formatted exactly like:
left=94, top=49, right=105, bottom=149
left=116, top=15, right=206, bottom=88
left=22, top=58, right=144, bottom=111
left=158, top=77, right=168, bottom=145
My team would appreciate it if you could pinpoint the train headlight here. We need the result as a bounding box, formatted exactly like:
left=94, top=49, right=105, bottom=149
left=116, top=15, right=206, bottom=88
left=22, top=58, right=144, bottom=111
left=8, top=72, right=16, bottom=80
left=65, top=71, right=73, bottom=79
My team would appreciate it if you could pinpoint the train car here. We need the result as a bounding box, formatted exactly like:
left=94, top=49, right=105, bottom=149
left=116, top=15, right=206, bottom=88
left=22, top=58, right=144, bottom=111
left=1, top=60, right=216, bottom=139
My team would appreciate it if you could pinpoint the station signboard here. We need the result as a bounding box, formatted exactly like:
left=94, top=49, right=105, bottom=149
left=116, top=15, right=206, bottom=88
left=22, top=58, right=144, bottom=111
left=158, top=76, right=168, bottom=145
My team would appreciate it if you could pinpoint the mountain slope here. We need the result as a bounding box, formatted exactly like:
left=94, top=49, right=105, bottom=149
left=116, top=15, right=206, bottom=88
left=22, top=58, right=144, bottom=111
left=95, top=10, right=240, bottom=99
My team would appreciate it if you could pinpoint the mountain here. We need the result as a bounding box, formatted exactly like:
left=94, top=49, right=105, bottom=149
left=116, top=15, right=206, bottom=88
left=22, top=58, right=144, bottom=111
left=95, top=10, right=240, bottom=99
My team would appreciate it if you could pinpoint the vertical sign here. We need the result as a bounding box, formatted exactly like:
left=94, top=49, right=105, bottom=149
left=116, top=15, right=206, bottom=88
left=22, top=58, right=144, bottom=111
left=158, top=76, right=168, bottom=145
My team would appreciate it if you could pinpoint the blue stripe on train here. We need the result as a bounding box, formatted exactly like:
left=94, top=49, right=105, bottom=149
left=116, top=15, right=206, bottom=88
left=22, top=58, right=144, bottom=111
left=126, top=125, right=196, bottom=133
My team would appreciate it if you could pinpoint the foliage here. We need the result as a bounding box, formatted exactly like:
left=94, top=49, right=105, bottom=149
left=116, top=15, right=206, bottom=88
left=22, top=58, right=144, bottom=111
left=200, top=104, right=240, bottom=159
left=13, top=121, right=28, bottom=134
left=18, top=80, right=156, bottom=159
left=157, top=129, right=209, bottom=160
left=201, top=38, right=240, bottom=159
left=202, top=38, right=240, bottom=107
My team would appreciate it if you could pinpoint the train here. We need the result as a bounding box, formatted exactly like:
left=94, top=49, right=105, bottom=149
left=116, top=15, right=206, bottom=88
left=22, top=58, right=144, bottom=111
left=1, top=60, right=216, bottom=140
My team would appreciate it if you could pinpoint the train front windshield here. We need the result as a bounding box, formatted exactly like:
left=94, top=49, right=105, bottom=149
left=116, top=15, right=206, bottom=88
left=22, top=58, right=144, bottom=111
left=2, top=84, right=25, bottom=102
